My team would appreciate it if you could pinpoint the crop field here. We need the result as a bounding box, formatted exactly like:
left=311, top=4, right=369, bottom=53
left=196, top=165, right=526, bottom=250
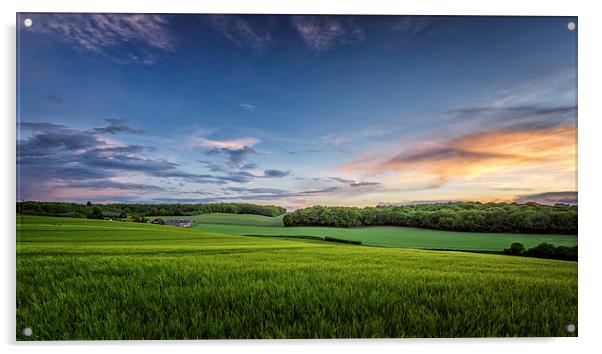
left=157, top=213, right=578, bottom=251
left=17, top=215, right=577, bottom=340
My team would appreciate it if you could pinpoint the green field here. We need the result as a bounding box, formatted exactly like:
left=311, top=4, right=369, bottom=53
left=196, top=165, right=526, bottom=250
left=157, top=213, right=578, bottom=251
left=17, top=216, right=577, bottom=339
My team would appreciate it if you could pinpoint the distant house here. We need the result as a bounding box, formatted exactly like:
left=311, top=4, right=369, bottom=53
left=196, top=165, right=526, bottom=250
left=165, top=219, right=195, bottom=228
left=151, top=218, right=166, bottom=225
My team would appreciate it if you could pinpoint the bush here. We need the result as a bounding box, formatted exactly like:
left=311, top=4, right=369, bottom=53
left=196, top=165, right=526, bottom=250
left=504, top=242, right=577, bottom=261
left=504, top=242, right=525, bottom=256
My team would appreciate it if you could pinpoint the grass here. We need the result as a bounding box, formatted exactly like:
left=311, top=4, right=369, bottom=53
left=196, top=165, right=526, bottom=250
left=157, top=213, right=578, bottom=251
left=17, top=216, right=577, bottom=340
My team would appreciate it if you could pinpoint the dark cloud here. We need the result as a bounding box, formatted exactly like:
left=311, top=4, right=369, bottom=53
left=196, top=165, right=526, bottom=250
left=386, top=147, right=512, bottom=165
left=64, top=180, right=165, bottom=192
left=43, top=94, right=64, bottom=104
left=350, top=181, right=381, bottom=188
left=329, top=177, right=381, bottom=189
left=287, top=149, right=322, bottom=155
left=206, top=145, right=257, bottom=166
left=490, top=187, right=534, bottom=192
left=446, top=104, right=577, bottom=131
left=93, top=118, right=144, bottom=134
left=19, top=122, right=67, bottom=131
left=514, top=191, right=578, bottom=206
left=226, top=187, right=288, bottom=194
left=330, top=177, right=356, bottom=184
left=240, top=163, right=258, bottom=170
left=379, top=200, right=458, bottom=206
left=196, top=186, right=344, bottom=202
left=17, top=121, right=242, bottom=200
left=199, top=161, right=291, bottom=182
left=263, top=169, right=290, bottom=178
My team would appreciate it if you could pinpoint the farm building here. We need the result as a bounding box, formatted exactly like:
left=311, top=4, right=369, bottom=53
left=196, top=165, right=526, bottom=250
left=151, top=218, right=166, bottom=225
left=165, top=219, right=195, bottom=228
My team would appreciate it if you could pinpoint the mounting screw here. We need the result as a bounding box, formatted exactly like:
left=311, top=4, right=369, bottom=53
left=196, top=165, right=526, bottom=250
left=566, top=324, right=576, bottom=333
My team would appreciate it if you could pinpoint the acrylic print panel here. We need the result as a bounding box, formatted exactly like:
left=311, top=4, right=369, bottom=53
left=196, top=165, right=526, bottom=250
left=16, top=13, right=577, bottom=340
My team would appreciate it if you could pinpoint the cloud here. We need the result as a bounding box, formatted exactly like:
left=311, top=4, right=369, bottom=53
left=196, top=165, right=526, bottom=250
left=330, top=177, right=356, bottom=184
left=513, top=191, right=578, bottom=205
left=291, top=16, right=365, bottom=51
left=240, top=163, right=258, bottom=170
left=198, top=161, right=291, bottom=183
left=238, top=103, right=256, bottom=112
left=287, top=149, right=322, bottom=155
left=330, top=177, right=381, bottom=188
left=43, top=95, right=64, bottom=104
left=392, top=16, right=434, bottom=37
left=17, top=121, right=244, bottom=201
left=61, top=180, right=165, bottom=192
left=342, top=124, right=577, bottom=185
left=263, top=169, right=290, bottom=178
left=93, top=118, right=145, bottom=135
left=194, top=136, right=259, bottom=150
left=350, top=181, right=381, bottom=188
left=320, top=125, right=391, bottom=147
left=193, top=136, right=260, bottom=166
left=28, top=14, right=174, bottom=64
left=446, top=104, right=577, bottom=131
left=206, top=146, right=257, bottom=166
left=226, top=187, right=288, bottom=194
left=384, top=147, right=514, bottom=167
left=203, top=186, right=344, bottom=202
left=201, top=15, right=272, bottom=52
left=19, top=122, right=67, bottom=131
left=379, top=200, right=458, bottom=206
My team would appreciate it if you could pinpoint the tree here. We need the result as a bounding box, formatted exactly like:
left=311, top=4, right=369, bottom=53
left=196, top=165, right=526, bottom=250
left=86, top=201, right=92, bottom=207
left=87, top=206, right=103, bottom=220
left=504, top=242, right=525, bottom=256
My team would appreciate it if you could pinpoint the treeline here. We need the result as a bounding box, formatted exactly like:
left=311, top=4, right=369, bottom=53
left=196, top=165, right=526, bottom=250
left=504, top=242, right=577, bottom=261
left=283, top=202, right=577, bottom=234
left=17, top=201, right=287, bottom=219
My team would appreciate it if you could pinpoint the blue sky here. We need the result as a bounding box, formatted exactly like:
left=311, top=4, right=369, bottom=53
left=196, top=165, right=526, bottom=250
left=17, top=14, right=578, bottom=209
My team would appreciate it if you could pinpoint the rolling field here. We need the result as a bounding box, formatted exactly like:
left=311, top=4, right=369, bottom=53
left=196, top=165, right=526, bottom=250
left=158, top=213, right=578, bottom=251
left=17, top=216, right=577, bottom=339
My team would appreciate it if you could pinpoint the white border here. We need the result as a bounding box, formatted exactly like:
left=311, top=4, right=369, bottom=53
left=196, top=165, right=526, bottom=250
left=3, top=1, right=601, bottom=353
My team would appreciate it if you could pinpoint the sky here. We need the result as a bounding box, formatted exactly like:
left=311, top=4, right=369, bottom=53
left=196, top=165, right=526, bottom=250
left=16, top=14, right=578, bottom=209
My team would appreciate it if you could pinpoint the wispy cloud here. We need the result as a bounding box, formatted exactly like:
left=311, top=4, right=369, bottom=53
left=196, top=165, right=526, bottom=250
left=446, top=104, right=576, bottom=131
left=291, top=16, right=365, bottom=52
left=392, top=16, right=435, bottom=37
left=287, top=149, right=322, bottom=155
left=206, top=186, right=344, bottom=202
left=329, top=177, right=381, bottom=188
left=93, top=118, right=145, bottom=135
left=201, top=15, right=272, bottom=52
left=28, top=14, right=174, bottom=64
left=198, top=161, right=291, bottom=183
left=193, top=136, right=259, bottom=150
left=513, top=191, right=577, bottom=205
left=342, top=124, right=577, bottom=185
left=320, top=125, right=391, bottom=147
left=43, top=94, right=64, bottom=104
left=238, top=103, right=256, bottom=112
